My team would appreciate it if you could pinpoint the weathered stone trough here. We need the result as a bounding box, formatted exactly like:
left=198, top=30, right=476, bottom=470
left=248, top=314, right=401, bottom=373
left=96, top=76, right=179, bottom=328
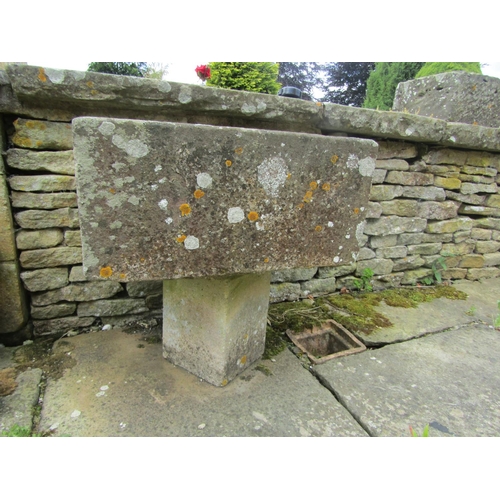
left=73, top=117, right=377, bottom=386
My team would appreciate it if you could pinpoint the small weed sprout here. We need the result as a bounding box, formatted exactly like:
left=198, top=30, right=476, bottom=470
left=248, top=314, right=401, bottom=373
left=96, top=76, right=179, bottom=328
left=354, top=268, right=374, bottom=292
left=409, top=424, right=429, bottom=437
left=465, top=305, right=477, bottom=316
left=422, top=257, right=447, bottom=285
left=495, top=301, right=500, bottom=328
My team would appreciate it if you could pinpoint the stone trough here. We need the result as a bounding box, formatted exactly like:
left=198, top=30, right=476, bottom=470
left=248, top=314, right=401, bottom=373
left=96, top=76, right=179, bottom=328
left=73, top=117, right=377, bottom=386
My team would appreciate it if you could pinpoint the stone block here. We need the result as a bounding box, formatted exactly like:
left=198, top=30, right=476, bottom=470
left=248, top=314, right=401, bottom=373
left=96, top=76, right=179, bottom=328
left=33, top=316, right=95, bottom=336
left=335, top=276, right=359, bottom=290
left=459, top=205, right=500, bottom=217
left=371, top=273, right=404, bottom=290
left=492, top=231, right=500, bottom=241
left=69, top=266, right=85, bottom=282
left=467, top=268, right=500, bottom=280
left=0, top=261, right=28, bottom=334
left=475, top=241, right=500, bottom=254
left=145, top=294, right=162, bottom=309
left=426, top=217, right=473, bottom=234
left=376, top=246, right=408, bottom=259
left=77, top=299, right=148, bottom=317
left=380, top=200, right=419, bottom=217
left=31, top=303, right=76, bottom=320
left=445, top=191, right=486, bottom=205
left=369, top=234, right=398, bottom=248
left=356, top=247, right=376, bottom=261
left=269, top=282, right=301, bottom=303
left=16, top=229, right=64, bottom=250
left=461, top=165, right=497, bottom=177
left=433, top=176, right=462, bottom=190
left=460, top=182, right=498, bottom=195
left=371, top=169, right=386, bottom=184
left=392, top=255, right=426, bottom=272
left=376, top=141, right=418, bottom=160
left=369, top=185, right=403, bottom=201
left=316, top=263, right=356, bottom=279
left=422, top=148, right=468, bottom=166
left=408, top=243, right=443, bottom=255
left=473, top=218, right=500, bottom=231
left=453, top=230, right=472, bottom=243
left=364, top=216, right=427, bottom=236
left=385, top=171, right=434, bottom=186
left=6, top=149, right=75, bottom=174
left=441, top=268, right=467, bottom=280
left=485, top=195, right=500, bottom=208
left=64, top=230, right=82, bottom=247
left=375, top=159, right=409, bottom=171
left=401, top=269, right=432, bottom=285
left=365, top=202, right=382, bottom=218
left=356, top=259, right=393, bottom=276
left=417, top=201, right=459, bottom=220
left=483, top=253, right=500, bottom=267
left=19, top=246, right=83, bottom=269
left=163, top=273, right=271, bottom=386
left=300, top=277, right=337, bottom=296
left=400, top=186, right=446, bottom=201
left=11, top=192, right=78, bottom=209
left=271, top=268, right=317, bottom=283
left=73, top=118, right=377, bottom=282
left=126, top=280, right=163, bottom=297
left=465, top=151, right=500, bottom=169
left=471, top=228, right=492, bottom=240
left=458, top=174, right=496, bottom=184
left=458, top=255, right=485, bottom=268
left=0, top=174, right=16, bottom=261
left=426, top=164, right=460, bottom=176
left=20, top=267, right=69, bottom=292
left=14, top=208, right=80, bottom=230
left=10, top=118, right=73, bottom=150
left=31, top=281, right=123, bottom=306
left=8, top=175, right=75, bottom=192
left=441, top=241, right=476, bottom=257
left=398, top=233, right=452, bottom=245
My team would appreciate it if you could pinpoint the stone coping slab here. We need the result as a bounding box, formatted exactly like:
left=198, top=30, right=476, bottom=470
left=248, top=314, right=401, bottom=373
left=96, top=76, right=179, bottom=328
left=2, top=65, right=500, bottom=152
left=38, top=329, right=367, bottom=437
left=73, top=117, right=376, bottom=281
left=314, top=324, right=500, bottom=436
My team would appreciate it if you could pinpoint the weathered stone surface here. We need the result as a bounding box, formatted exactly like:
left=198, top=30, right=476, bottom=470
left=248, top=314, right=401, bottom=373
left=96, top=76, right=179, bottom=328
left=16, top=229, right=63, bottom=250
left=398, top=232, right=453, bottom=245
left=126, top=281, right=163, bottom=297
left=467, top=268, right=500, bottom=280
left=369, top=234, right=398, bottom=248
left=400, top=186, right=446, bottom=201
left=375, top=159, right=409, bottom=171
left=466, top=151, right=500, bottom=169
left=408, top=243, right=442, bottom=255
left=145, top=294, right=162, bottom=309
left=385, top=171, right=434, bottom=186
left=376, top=246, right=408, bottom=259
left=426, top=164, right=461, bottom=176
left=422, top=148, right=468, bottom=166
left=271, top=268, right=317, bottom=283
left=365, top=202, right=382, bottom=218
left=401, top=268, right=432, bottom=285
left=461, top=206, right=500, bottom=218
left=492, top=230, right=500, bottom=241
left=392, top=255, right=426, bottom=272
left=459, top=255, right=485, bottom=268
left=371, top=169, right=387, bottom=184
left=33, top=316, right=95, bottom=336
left=77, top=299, right=148, bottom=317
left=14, top=208, right=80, bottom=229
left=460, top=182, right=498, bottom=195
left=73, top=118, right=377, bottom=282
left=356, top=259, right=393, bottom=276
left=31, top=303, right=76, bottom=320
left=471, top=228, right=492, bottom=240
left=8, top=175, right=75, bottom=192
left=474, top=218, right=500, bottom=231
left=0, top=174, right=16, bottom=261
left=356, top=247, right=376, bottom=260
left=335, top=276, right=358, bottom=290
left=433, top=176, right=462, bottom=190
left=364, top=216, right=427, bottom=236
left=19, top=246, right=82, bottom=269
left=485, top=195, right=500, bottom=208
left=371, top=272, right=404, bottom=290
left=369, top=185, right=404, bottom=201
left=64, top=230, right=81, bottom=247
left=445, top=190, right=486, bottom=205
left=453, top=230, right=472, bottom=243
left=462, top=165, right=497, bottom=177
left=458, top=173, right=495, bottom=184
left=31, top=281, right=123, bottom=306
left=10, top=118, right=73, bottom=151
left=417, top=201, right=459, bottom=220
left=300, top=277, right=337, bottom=296
left=269, top=282, right=300, bottom=303
left=316, top=263, right=356, bottom=279
left=0, top=261, right=28, bottom=333
left=426, top=217, right=473, bottom=234
left=380, top=200, right=418, bottom=217
left=20, top=267, right=69, bottom=292
left=476, top=240, right=500, bottom=254
left=483, top=253, right=500, bottom=267
left=394, top=72, right=500, bottom=128
left=424, top=255, right=460, bottom=268
left=441, top=241, right=476, bottom=257
left=376, top=141, right=418, bottom=159
left=69, top=266, right=85, bottom=282
left=441, top=268, right=467, bottom=280
left=11, top=191, right=78, bottom=209
left=6, top=149, right=75, bottom=174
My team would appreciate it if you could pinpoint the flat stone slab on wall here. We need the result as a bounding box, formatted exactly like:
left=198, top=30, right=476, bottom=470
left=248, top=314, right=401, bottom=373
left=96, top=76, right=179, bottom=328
left=73, top=118, right=377, bottom=281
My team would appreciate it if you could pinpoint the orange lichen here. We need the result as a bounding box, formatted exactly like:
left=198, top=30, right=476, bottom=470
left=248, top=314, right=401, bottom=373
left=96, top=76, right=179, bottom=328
left=315, top=225, right=323, bottom=232
left=263, top=258, right=269, bottom=263
left=140, top=258, right=146, bottom=263
left=248, top=211, right=259, bottom=222
left=303, top=191, right=313, bottom=203
left=38, top=68, right=47, bottom=82
left=176, top=234, right=187, bottom=243
left=109, top=188, right=116, bottom=194
left=119, top=273, right=127, bottom=280
left=86, top=81, right=94, bottom=88
left=225, top=160, right=232, bottom=167
left=297, top=203, right=304, bottom=210
left=240, top=355, right=247, bottom=365
left=26, top=121, right=35, bottom=129
left=100, top=266, right=113, bottom=278
left=331, top=155, right=339, bottom=164
left=235, top=147, right=243, bottom=155
left=473, top=121, right=479, bottom=126
left=322, top=182, right=331, bottom=191
left=310, top=181, right=318, bottom=190
left=179, top=203, right=191, bottom=216
left=287, top=172, right=292, bottom=180
left=316, top=102, right=322, bottom=107
left=194, top=189, right=205, bottom=199
left=91, top=89, right=99, bottom=95
left=353, top=207, right=360, bottom=215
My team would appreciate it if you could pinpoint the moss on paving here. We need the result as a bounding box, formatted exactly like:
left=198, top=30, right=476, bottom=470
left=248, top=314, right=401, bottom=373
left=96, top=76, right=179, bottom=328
left=264, top=285, right=468, bottom=358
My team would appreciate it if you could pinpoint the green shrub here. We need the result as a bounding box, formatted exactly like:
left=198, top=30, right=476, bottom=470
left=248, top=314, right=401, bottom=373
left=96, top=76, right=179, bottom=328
left=206, top=62, right=281, bottom=94
left=415, top=62, right=482, bottom=78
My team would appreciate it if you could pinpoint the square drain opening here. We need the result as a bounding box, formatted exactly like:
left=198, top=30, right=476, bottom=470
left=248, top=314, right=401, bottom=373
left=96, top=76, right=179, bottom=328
left=286, top=319, right=366, bottom=364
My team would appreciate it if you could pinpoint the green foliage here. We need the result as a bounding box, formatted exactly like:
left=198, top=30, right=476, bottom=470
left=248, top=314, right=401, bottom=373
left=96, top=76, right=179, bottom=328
left=363, top=62, right=425, bottom=110
left=87, top=62, right=148, bottom=77
left=1, top=424, right=41, bottom=437
left=353, top=267, right=374, bottom=292
left=415, top=62, right=482, bottom=78
left=322, top=62, right=375, bottom=107
left=421, top=257, right=447, bottom=286
left=206, top=62, right=281, bottom=94
left=409, top=424, right=429, bottom=437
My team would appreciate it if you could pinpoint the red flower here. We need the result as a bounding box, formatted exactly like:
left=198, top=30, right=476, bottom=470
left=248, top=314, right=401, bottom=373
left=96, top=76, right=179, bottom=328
left=195, top=65, right=211, bottom=81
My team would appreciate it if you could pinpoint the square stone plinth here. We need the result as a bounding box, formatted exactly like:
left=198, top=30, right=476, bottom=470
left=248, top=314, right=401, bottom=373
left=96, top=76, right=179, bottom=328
left=162, top=273, right=271, bottom=386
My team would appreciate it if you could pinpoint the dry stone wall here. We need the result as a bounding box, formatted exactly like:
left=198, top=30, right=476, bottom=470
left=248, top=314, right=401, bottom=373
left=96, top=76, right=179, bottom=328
left=1, top=65, right=500, bottom=342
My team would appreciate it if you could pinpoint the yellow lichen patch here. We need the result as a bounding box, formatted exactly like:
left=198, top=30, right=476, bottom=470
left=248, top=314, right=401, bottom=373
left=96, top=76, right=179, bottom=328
left=86, top=81, right=94, bottom=88
left=194, top=189, right=205, bottom=199
left=225, top=160, right=233, bottom=167
left=38, top=68, right=47, bottom=82
left=240, top=355, right=247, bottom=365
left=287, top=172, right=292, bottom=180
left=316, top=102, right=322, bottom=107
left=322, top=182, right=331, bottom=191
left=91, top=89, right=99, bottom=96
left=179, top=203, right=191, bottom=216
left=235, top=147, right=243, bottom=155
left=315, top=225, right=323, bottom=232
left=119, top=273, right=127, bottom=280
left=331, top=155, right=339, bottom=164
left=248, top=211, right=259, bottom=222
left=353, top=207, right=360, bottom=215
left=310, top=181, right=318, bottom=190
left=16, top=137, right=33, bottom=148
left=140, top=258, right=146, bottom=263
left=297, top=203, right=304, bottom=210
left=176, top=234, right=186, bottom=243
left=99, top=266, right=113, bottom=278
left=473, top=121, right=479, bottom=126
left=221, top=379, right=228, bottom=387
left=263, top=257, right=270, bottom=263
left=35, top=141, right=43, bottom=148
left=26, top=121, right=35, bottom=129
left=303, top=191, right=314, bottom=203
left=109, top=188, right=116, bottom=194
